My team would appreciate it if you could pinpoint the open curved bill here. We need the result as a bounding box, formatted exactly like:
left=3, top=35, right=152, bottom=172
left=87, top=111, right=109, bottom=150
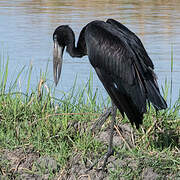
left=53, top=37, right=64, bottom=86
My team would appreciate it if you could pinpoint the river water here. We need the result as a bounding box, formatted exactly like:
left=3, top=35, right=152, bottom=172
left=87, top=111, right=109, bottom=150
left=0, top=0, right=179, bottom=105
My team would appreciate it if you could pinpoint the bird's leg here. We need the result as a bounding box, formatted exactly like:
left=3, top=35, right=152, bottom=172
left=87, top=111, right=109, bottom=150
left=91, top=107, right=113, bottom=132
left=102, top=101, right=117, bottom=170
left=87, top=101, right=117, bottom=171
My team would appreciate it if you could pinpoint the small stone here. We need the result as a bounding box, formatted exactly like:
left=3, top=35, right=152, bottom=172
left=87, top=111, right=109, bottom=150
left=36, top=156, right=58, bottom=174
left=142, top=167, right=159, bottom=180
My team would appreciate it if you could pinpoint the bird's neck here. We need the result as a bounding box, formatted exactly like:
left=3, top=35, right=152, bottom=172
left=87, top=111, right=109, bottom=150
left=66, top=43, right=85, bottom=58
left=66, top=27, right=87, bottom=58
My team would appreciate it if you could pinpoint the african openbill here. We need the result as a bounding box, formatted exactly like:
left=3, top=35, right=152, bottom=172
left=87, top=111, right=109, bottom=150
left=53, top=19, right=167, bottom=170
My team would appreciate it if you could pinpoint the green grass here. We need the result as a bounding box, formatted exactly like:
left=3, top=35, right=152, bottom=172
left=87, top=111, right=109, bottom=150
left=0, top=52, right=179, bottom=179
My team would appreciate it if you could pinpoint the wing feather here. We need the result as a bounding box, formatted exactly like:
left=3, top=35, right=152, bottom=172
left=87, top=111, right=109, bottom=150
left=106, top=19, right=167, bottom=110
left=85, top=20, right=167, bottom=128
left=85, top=22, right=147, bottom=127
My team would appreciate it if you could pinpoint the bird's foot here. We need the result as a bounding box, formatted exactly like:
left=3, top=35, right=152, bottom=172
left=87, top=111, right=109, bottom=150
left=88, top=102, right=117, bottom=172
left=91, top=107, right=112, bottom=133
left=86, top=148, right=114, bottom=172
left=102, top=148, right=114, bottom=171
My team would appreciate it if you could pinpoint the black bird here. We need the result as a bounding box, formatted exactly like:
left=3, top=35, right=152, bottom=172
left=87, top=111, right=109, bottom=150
left=53, top=19, right=167, bottom=170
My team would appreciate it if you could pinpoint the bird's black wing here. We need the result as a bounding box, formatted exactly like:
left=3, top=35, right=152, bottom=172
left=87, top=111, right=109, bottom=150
left=106, top=19, right=167, bottom=110
left=85, top=21, right=146, bottom=128
left=106, top=19, right=154, bottom=70
left=85, top=21, right=167, bottom=128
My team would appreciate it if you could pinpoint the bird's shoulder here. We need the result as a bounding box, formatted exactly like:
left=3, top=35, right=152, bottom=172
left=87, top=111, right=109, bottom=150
left=86, top=21, right=129, bottom=45
left=85, top=20, right=133, bottom=60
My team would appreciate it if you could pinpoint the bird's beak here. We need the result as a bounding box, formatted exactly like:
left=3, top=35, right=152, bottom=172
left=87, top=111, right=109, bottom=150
left=53, top=37, right=64, bottom=86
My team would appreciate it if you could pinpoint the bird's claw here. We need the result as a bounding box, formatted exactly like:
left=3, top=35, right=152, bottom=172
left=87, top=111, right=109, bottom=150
left=86, top=148, right=114, bottom=172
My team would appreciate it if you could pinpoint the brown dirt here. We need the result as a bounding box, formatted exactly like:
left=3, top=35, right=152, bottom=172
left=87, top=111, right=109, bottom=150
left=0, top=123, right=175, bottom=179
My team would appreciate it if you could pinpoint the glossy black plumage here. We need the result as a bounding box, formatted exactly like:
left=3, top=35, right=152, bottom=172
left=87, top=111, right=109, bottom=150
left=53, top=19, right=167, bottom=129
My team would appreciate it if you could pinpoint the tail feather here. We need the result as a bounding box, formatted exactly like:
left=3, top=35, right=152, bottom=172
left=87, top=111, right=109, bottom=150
left=145, top=80, right=167, bottom=110
left=107, top=80, right=144, bottom=129
left=112, top=89, right=144, bottom=129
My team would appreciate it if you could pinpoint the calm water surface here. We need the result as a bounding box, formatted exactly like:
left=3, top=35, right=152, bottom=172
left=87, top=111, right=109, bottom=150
left=0, top=0, right=179, bottom=105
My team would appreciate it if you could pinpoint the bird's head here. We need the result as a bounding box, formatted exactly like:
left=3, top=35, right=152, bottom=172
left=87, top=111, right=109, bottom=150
left=53, top=25, right=74, bottom=85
